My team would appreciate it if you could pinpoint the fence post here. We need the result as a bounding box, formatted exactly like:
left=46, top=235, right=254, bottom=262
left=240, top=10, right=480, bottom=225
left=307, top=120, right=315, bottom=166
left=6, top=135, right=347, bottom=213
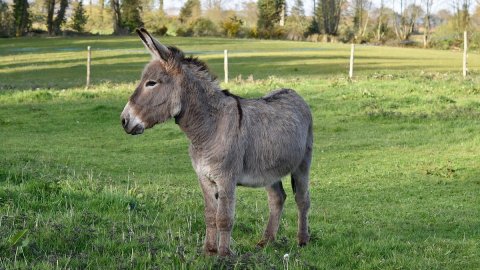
left=349, top=43, right=355, bottom=79
left=224, top=49, right=228, bottom=84
left=463, top=31, right=468, bottom=78
left=86, top=46, right=91, bottom=89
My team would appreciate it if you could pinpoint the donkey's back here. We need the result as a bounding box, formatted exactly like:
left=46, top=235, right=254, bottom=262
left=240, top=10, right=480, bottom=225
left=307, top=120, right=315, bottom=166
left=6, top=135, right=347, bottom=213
left=237, top=88, right=313, bottom=188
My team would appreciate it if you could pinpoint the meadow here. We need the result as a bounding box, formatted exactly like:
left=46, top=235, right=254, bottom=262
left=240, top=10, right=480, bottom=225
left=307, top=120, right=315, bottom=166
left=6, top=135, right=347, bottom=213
left=0, top=36, right=480, bottom=269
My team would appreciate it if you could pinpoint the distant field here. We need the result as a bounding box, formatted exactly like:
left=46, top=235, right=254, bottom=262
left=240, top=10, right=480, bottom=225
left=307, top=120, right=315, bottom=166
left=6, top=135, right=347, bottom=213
left=0, top=37, right=480, bottom=269
left=0, top=35, right=479, bottom=89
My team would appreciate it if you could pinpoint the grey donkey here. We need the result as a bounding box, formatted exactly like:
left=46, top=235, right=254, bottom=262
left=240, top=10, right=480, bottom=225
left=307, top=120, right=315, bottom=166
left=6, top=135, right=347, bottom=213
left=121, top=28, right=313, bottom=256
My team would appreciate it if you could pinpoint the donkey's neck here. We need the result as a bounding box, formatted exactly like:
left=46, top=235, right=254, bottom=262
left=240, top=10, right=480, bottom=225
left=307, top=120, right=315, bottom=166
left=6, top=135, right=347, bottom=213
left=175, top=78, right=225, bottom=148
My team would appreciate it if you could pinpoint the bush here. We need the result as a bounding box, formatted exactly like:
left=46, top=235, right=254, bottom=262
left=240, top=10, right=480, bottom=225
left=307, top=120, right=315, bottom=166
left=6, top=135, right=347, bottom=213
left=176, top=26, right=193, bottom=37
left=221, top=16, right=243, bottom=38
left=154, top=25, right=168, bottom=36
left=191, top=18, right=218, bottom=36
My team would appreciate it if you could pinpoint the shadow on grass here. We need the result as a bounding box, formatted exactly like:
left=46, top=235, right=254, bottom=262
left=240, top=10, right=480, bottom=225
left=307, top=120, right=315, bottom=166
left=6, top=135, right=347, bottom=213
left=0, top=53, right=455, bottom=90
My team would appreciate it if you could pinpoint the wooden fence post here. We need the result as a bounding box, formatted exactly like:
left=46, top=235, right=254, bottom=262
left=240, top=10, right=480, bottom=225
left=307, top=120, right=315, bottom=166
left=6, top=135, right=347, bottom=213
left=86, top=46, right=91, bottom=89
left=463, top=31, right=468, bottom=78
left=349, top=43, right=355, bottom=79
left=224, top=49, right=228, bottom=84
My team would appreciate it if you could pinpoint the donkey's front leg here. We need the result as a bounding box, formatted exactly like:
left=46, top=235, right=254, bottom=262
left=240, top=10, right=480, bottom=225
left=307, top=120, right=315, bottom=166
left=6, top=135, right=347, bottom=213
left=199, top=178, right=218, bottom=255
left=216, top=182, right=236, bottom=256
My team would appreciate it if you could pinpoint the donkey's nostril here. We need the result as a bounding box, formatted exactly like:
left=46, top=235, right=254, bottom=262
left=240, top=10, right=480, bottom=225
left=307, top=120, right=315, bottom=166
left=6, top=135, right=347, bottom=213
left=121, top=118, right=128, bottom=128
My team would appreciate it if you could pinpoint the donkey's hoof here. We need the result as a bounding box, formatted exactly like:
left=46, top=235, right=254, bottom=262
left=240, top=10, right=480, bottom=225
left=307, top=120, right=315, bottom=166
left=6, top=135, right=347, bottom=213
left=298, top=234, right=310, bottom=247
left=204, top=245, right=218, bottom=256
left=256, top=239, right=268, bottom=248
left=218, top=247, right=234, bottom=257
left=204, top=249, right=217, bottom=256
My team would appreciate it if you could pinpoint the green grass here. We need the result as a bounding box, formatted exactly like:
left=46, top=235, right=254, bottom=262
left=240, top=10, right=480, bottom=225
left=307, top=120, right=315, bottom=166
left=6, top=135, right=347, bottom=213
left=1, top=36, right=480, bottom=269
left=1, top=36, right=479, bottom=89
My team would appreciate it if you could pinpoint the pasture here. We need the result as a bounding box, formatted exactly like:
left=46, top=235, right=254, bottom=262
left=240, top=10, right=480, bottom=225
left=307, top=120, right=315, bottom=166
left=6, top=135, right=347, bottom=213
left=1, top=36, right=480, bottom=269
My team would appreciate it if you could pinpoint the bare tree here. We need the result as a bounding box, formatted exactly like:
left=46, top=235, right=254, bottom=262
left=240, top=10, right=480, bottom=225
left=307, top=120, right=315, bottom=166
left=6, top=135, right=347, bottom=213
left=352, top=0, right=372, bottom=40
left=110, top=0, right=124, bottom=34
left=317, top=0, right=345, bottom=37
left=392, top=0, right=423, bottom=41
left=375, top=0, right=386, bottom=42
left=422, top=0, right=434, bottom=47
left=452, top=0, right=471, bottom=31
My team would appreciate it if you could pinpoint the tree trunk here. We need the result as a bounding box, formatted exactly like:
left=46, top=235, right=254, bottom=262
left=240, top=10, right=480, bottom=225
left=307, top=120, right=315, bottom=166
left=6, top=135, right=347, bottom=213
left=53, top=0, right=68, bottom=35
left=111, top=0, right=123, bottom=34
left=46, top=0, right=55, bottom=35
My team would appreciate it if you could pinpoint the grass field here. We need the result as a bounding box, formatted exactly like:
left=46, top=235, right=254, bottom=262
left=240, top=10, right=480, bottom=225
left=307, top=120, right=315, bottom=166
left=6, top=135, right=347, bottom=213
left=1, top=36, right=480, bottom=269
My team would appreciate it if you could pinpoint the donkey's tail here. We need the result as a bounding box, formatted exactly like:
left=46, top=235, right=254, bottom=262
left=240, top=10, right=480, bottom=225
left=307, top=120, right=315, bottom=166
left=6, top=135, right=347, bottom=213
left=291, top=118, right=313, bottom=195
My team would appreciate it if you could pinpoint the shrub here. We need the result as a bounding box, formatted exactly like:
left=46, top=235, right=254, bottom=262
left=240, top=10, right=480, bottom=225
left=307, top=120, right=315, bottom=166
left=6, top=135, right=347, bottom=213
left=191, top=18, right=218, bottom=36
left=221, top=16, right=243, bottom=38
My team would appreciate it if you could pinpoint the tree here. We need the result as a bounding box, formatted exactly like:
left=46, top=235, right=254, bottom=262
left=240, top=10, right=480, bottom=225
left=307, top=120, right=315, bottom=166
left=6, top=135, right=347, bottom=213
left=375, top=0, right=387, bottom=42
left=392, top=0, right=423, bottom=41
left=452, top=0, right=471, bottom=31
left=316, top=0, right=345, bottom=36
left=238, top=1, right=258, bottom=28
left=0, top=0, right=14, bottom=37
left=257, top=0, right=285, bottom=32
left=53, top=0, right=69, bottom=34
left=422, top=0, right=434, bottom=47
left=285, top=0, right=308, bottom=40
left=45, top=0, right=55, bottom=35
left=44, top=0, right=69, bottom=35
left=159, top=0, right=163, bottom=13
left=122, top=0, right=143, bottom=32
left=12, top=0, right=30, bottom=36
left=110, top=0, right=125, bottom=34
left=352, top=0, right=372, bottom=40
left=71, top=0, right=88, bottom=32
left=179, top=0, right=201, bottom=24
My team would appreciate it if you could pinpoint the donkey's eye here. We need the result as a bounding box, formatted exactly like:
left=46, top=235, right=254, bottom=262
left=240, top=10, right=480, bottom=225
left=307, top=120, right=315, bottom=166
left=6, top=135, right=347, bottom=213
left=145, top=81, right=157, bottom=87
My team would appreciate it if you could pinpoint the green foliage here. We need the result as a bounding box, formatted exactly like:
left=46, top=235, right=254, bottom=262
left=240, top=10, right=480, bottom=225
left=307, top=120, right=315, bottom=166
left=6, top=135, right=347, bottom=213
left=70, top=0, right=88, bottom=33
left=0, top=0, right=14, bottom=37
left=52, top=0, right=68, bottom=34
left=121, top=0, right=143, bottom=32
left=191, top=17, right=218, bottom=37
left=179, top=0, right=201, bottom=25
left=284, top=0, right=308, bottom=40
left=222, top=16, right=243, bottom=38
left=12, top=0, right=30, bottom=36
left=257, top=0, right=285, bottom=36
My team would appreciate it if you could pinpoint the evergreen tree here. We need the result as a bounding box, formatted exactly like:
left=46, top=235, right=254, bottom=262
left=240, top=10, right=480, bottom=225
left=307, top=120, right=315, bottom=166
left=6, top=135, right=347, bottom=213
left=257, top=0, right=285, bottom=32
left=71, top=0, right=88, bottom=32
left=121, top=0, right=143, bottom=32
left=12, top=0, right=30, bottom=36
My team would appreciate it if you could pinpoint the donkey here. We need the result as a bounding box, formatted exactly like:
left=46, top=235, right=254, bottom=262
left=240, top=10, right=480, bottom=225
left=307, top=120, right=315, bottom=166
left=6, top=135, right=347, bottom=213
left=121, top=28, right=313, bottom=256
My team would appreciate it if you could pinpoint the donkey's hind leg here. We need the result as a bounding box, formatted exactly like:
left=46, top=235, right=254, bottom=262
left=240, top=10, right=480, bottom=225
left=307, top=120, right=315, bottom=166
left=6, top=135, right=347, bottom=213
left=292, top=147, right=312, bottom=246
left=257, top=181, right=286, bottom=247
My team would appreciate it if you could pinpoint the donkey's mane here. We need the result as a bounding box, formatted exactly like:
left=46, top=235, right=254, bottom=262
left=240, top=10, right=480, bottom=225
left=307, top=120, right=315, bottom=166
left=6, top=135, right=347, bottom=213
left=167, top=46, right=218, bottom=84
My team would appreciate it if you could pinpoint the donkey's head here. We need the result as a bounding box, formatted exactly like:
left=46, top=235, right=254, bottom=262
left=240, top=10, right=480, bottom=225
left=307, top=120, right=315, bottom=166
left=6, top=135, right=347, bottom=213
left=120, top=28, right=184, bottom=135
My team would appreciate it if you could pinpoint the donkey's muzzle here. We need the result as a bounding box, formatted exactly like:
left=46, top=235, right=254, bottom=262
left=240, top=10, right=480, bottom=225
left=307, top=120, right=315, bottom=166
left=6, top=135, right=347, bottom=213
left=121, top=102, right=145, bottom=135
left=121, top=117, right=144, bottom=135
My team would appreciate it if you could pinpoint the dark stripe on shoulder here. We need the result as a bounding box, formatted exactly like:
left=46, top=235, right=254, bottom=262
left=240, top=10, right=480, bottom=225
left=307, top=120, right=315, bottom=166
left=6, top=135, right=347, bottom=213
left=222, top=89, right=243, bottom=129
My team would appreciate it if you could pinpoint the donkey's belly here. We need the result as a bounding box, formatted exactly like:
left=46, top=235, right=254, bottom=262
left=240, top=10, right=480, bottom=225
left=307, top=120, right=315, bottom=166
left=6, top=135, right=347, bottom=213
left=237, top=173, right=283, bottom=188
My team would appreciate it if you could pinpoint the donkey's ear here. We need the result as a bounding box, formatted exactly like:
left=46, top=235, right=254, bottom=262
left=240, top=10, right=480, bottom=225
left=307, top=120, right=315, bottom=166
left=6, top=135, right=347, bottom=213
left=136, top=28, right=170, bottom=62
